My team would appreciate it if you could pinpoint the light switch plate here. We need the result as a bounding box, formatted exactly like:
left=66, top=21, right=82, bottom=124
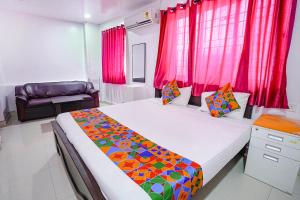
left=288, top=103, right=298, bottom=112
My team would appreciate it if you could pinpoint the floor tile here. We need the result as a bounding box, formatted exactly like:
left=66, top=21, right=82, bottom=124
left=268, top=188, right=300, bottom=200
left=0, top=132, right=51, bottom=185
left=0, top=192, right=10, bottom=200
left=194, top=157, right=272, bottom=200
left=1, top=166, right=56, bottom=200
left=49, top=161, right=76, bottom=200
left=40, top=121, right=54, bottom=134
left=100, top=101, right=112, bottom=107
left=0, top=180, right=10, bottom=196
left=44, top=130, right=61, bottom=168
left=293, top=174, right=300, bottom=195
left=56, top=193, right=78, bottom=200
left=0, top=116, right=67, bottom=200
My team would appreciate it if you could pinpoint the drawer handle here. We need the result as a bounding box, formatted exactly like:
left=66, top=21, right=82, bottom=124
left=265, top=144, right=281, bottom=152
left=267, top=134, right=283, bottom=142
left=263, top=154, right=279, bottom=162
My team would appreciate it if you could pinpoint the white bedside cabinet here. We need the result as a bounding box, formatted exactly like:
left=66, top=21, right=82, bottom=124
left=244, top=114, right=300, bottom=194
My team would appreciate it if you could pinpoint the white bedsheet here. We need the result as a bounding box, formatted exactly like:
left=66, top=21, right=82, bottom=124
left=57, top=98, right=252, bottom=200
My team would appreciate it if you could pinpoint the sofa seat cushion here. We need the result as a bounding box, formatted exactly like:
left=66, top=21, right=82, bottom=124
left=51, top=94, right=93, bottom=102
left=71, top=94, right=93, bottom=100
left=27, top=94, right=93, bottom=108
left=28, top=98, right=52, bottom=107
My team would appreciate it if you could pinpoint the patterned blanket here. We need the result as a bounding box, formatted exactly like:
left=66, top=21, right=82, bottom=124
left=71, top=108, right=203, bottom=200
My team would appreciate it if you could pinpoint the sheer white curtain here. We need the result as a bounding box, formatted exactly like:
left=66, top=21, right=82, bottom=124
left=102, top=84, right=148, bottom=104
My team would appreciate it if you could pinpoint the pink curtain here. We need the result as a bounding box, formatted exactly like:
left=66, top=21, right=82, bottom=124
left=245, top=0, right=297, bottom=108
left=154, top=3, right=191, bottom=89
left=154, top=0, right=297, bottom=108
left=190, top=0, right=250, bottom=96
left=102, top=25, right=126, bottom=84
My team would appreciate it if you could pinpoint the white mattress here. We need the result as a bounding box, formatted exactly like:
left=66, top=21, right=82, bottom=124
left=57, top=98, right=252, bottom=200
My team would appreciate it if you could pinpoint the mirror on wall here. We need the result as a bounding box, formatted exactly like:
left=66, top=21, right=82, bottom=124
left=132, top=43, right=146, bottom=83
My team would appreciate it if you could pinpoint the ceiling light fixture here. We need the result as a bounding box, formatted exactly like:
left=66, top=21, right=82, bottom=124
left=84, top=13, right=91, bottom=19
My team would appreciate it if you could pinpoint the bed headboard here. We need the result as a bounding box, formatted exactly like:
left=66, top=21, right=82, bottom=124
left=155, top=89, right=253, bottom=119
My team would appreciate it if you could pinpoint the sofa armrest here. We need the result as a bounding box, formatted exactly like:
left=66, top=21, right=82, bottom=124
left=87, top=89, right=99, bottom=95
left=16, top=95, right=28, bottom=103
left=15, top=95, right=28, bottom=122
left=86, top=89, right=99, bottom=107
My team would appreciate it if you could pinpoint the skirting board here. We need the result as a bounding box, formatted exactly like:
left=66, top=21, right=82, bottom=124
left=0, top=111, right=11, bottom=127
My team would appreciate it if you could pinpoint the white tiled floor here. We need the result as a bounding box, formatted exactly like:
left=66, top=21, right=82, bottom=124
left=0, top=115, right=76, bottom=200
left=0, top=111, right=299, bottom=200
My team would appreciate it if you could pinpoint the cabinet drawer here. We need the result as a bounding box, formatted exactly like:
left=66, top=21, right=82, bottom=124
left=252, top=126, right=300, bottom=150
left=249, top=137, right=300, bottom=161
left=245, top=146, right=299, bottom=193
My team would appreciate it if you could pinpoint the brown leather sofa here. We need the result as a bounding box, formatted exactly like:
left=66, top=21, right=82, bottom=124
left=15, top=81, right=99, bottom=121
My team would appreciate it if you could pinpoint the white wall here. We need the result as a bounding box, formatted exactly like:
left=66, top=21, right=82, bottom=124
left=285, top=1, right=300, bottom=119
left=124, top=2, right=160, bottom=99
left=84, top=23, right=101, bottom=90
left=92, top=2, right=161, bottom=103
left=126, top=25, right=160, bottom=98
left=0, top=94, right=6, bottom=121
left=0, top=10, right=87, bottom=111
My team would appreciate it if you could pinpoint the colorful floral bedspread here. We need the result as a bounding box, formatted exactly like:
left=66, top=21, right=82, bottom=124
left=71, top=108, right=203, bottom=200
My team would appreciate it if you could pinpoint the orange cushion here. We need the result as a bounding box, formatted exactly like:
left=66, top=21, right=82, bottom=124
left=205, top=91, right=231, bottom=117
left=161, top=80, right=181, bottom=105
left=205, top=83, right=240, bottom=118
left=220, top=83, right=240, bottom=111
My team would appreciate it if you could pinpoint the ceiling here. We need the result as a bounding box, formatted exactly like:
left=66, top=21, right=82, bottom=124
left=0, top=0, right=159, bottom=24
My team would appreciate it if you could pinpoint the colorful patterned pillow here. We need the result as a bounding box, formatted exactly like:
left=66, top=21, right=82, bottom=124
left=205, top=91, right=231, bottom=117
left=162, top=80, right=181, bottom=105
left=219, top=83, right=240, bottom=111
left=205, top=83, right=241, bottom=117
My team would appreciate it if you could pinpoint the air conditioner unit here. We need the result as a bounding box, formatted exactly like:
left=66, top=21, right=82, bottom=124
left=124, top=8, right=159, bottom=30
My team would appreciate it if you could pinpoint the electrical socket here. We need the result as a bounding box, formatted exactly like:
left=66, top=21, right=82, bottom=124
left=288, top=103, right=298, bottom=112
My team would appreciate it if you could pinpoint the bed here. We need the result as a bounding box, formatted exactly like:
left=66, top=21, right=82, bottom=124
left=51, top=92, right=253, bottom=200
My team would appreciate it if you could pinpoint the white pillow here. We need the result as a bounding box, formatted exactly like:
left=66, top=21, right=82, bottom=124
left=171, top=86, right=192, bottom=106
left=199, top=91, right=250, bottom=120
left=199, top=91, right=215, bottom=112
left=225, top=93, right=250, bottom=120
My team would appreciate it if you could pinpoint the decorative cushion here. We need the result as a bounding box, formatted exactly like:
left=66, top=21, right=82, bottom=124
left=199, top=91, right=215, bottom=112
left=220, top=83, right=240, bottom=111
left=161, top=80, right=181, bottom=105
left=205, top=83, right=241, bottom=118
left=205, top=91, right=231, bottom=117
